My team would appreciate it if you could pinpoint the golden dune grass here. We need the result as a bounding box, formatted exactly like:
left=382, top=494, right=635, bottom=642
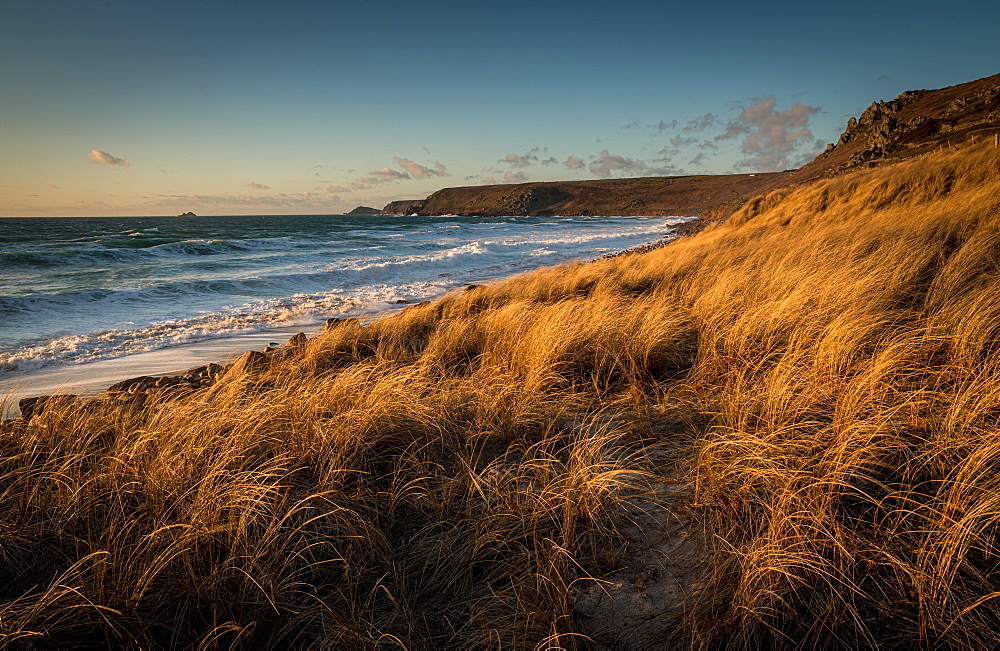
left=1, top=141, right=999, bottom=647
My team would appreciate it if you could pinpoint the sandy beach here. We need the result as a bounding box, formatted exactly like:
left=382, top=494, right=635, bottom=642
left=0, top=306, right=413, bottom=418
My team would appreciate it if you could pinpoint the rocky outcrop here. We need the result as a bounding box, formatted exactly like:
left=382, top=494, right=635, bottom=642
left=804, top=74, right=1000, bottom=176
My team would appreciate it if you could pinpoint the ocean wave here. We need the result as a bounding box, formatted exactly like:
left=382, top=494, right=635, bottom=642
left=0, top=235, right=321, bottom=269
left=0, top=215, right=689, bottom=376
left=0, top=283, right=449, bottom=376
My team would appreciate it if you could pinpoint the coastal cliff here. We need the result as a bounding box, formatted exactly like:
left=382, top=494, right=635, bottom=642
left=386, top=72, right=1000, bottom=220
left=384, top=172, right=790, bottom=217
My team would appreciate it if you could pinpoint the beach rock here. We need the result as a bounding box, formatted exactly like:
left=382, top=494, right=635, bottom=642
left=225, top=350, right=268, bottom=378
left=286, top=332, right=308, bottom=348
left=107, top=376, right=158, bottom=394
left=18, top=394, right=79, bottom=420
left=325, top=317, right=360, bottom=331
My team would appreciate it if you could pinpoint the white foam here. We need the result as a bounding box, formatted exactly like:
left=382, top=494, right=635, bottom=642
left=0, top=215, right=689, bottom=378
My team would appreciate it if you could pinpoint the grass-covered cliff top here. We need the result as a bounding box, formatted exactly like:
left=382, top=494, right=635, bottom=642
left=2, top=141, right=1000, bottom=647
left=409, top=171, right=790, bottom=217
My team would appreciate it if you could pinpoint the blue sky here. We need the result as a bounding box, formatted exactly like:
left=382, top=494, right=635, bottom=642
left=2, top=0, right=998, bottom=216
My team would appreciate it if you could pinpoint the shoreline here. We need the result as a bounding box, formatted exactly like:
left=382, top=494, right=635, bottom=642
left=0, top=306, right=408, bottom=419
left=1, top=226, right=687, bottom=417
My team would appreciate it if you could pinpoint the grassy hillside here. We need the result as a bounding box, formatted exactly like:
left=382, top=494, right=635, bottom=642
left=2, top=141, right=1000, bottom=647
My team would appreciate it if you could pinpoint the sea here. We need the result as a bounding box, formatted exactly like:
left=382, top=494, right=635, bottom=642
left=0, top=213, right=687, bottom=403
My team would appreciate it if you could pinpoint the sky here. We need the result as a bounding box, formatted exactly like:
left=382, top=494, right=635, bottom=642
left=2, top=0, right=998, bottom=217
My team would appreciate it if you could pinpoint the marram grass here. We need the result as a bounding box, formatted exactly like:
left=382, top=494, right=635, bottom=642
left=1, top=141, right=999, bottom=647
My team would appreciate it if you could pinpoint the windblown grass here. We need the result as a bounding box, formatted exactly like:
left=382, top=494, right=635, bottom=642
left=1, top=141, right=999, bottom=647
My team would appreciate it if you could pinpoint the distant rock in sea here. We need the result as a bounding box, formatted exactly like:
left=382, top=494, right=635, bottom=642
left=347, top=206, right=381, bottom=215
left=177, top=211, right=197, bottom=217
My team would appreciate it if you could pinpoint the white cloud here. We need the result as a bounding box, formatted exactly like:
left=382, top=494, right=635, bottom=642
left=498, top=147, right=548, bottom=168
left=564, top=156, right=585, bottom=170
left=352, top=156, right=449, bottom=189
left=393, top=156, right=448, bottom=179
left=588, top=149, right=646, bottom=179
left=371, top=166, right=409, bottom=182
left=503, top=171, right=529, bottom=183
left=715, top=97, right=821, bottom=170
left=681, top=113, right=717, bottom=133
left=245, top=181, right=269, bottom=190
left=655, top=120, right=678, bottom=133
left=89, top=149, right=129, bottom=167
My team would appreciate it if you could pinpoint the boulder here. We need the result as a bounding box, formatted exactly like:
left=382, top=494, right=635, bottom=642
left=107, top=376, right=158, bottom=394
left=286, top=332, right=308, bottom=348
left=325, top=317, right=360, bottom=331
left=225, top=350, right=268, bottom=378
left=18, top=394, right=79, bottom=420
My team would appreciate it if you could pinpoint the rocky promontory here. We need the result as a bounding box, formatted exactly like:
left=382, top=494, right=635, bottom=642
left=382, top=173, right=791, bottom=218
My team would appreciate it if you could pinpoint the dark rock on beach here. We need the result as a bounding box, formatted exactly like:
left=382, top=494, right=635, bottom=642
left=224, top=350, right=268, bottom=378
left=108, top=376, right=158, bottom=394
left=325, top=317, right=360, bottom=331
left=18, top=394, right=79, bottom=420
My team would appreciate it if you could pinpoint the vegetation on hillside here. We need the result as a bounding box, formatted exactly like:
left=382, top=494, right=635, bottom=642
left=2, top=141, right=999, bottom=647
